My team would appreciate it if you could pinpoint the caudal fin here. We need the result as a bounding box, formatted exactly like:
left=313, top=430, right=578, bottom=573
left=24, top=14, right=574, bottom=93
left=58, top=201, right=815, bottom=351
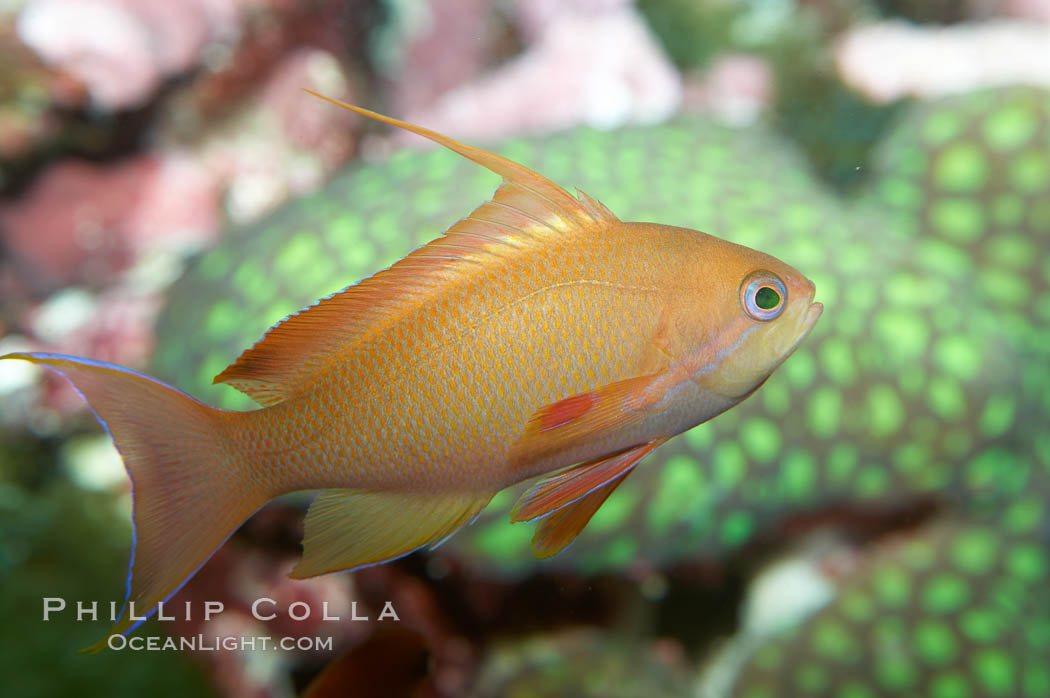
left=2, top=353, right=266, bottom=653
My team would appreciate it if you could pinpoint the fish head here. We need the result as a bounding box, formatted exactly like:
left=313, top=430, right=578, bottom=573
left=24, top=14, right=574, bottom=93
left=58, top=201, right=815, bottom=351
left=670, top=232, right=823, bottom=402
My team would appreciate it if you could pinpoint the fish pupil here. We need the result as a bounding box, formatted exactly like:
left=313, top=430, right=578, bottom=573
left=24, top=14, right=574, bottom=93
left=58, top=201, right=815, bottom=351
left=755, top=286, right=781, bottom=310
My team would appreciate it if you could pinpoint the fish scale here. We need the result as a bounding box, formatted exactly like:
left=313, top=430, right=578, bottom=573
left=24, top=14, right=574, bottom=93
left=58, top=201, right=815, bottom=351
left=291, top=241, right=654, bottom=488
left=153, top=86, right=1050, bottom=694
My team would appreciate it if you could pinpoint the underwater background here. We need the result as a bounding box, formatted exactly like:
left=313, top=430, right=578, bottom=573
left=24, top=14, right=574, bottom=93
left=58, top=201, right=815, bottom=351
left=1, top=0, right=1049, bottom=696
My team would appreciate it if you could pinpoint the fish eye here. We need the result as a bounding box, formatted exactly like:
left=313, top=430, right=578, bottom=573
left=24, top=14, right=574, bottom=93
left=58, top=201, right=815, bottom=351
left=741, top=271, right=787, bottom=321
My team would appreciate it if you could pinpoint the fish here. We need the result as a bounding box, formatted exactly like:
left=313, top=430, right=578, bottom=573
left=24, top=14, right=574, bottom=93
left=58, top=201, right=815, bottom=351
left=145, top=85, right=1050, bottom=693
left=1, top=93, right=822, bottom=652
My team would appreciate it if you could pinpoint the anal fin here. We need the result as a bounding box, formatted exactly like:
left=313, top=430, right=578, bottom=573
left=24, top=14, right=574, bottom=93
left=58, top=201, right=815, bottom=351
left=511, top=440, right=666, bottom=524
left=290, top=489, right=492, bottom=578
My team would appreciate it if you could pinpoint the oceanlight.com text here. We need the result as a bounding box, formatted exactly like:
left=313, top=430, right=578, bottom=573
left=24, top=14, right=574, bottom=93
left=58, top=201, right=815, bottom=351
left=107, top=634, right=335, bottom=652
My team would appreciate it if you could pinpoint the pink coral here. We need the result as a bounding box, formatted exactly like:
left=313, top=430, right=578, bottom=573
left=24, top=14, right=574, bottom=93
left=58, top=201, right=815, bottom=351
left=682, top=54, right=774, bottom=125
left=1001, top=0, right=1050, bottom=21
left=0, top=153, right=220, bottom=292
left=384, top=0, right=496, bottom=116
left=0, top=158, right=151, bottom=290
left=398, top=0, right=680, bottom=144
left=15, top=0, right=243, bottom=110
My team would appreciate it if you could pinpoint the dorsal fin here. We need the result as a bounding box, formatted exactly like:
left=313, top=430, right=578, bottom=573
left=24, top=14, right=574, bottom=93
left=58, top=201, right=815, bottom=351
left=214, top=94, right=620, bottom=406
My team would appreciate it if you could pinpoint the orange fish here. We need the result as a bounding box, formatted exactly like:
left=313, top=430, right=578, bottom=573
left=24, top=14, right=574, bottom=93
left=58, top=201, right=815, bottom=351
left=2, top=94, right=822, bottom=651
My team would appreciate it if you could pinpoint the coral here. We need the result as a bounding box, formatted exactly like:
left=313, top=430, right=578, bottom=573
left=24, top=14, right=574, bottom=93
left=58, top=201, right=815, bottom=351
left=399, top=0, right=680, bottom=142
left=836, top=19, right=1050, bottom=102
left=16, top=0, right=235, bottom=110
left=681, top=53, right=774, bottom=125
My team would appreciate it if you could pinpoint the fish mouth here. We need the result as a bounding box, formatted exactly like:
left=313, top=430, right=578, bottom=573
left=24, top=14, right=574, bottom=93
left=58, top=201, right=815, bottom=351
left=780, top=300, right=823, bottom=358
left=708, top=300, right=823, bottom=401
left=803, top=301, right=823, bottom=334
left=793, top=277, right=821, bottom=337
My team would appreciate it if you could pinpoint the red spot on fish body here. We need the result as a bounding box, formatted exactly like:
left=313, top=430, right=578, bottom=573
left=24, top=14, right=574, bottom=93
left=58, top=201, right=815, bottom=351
left=537, top=393, right=595, bottom=431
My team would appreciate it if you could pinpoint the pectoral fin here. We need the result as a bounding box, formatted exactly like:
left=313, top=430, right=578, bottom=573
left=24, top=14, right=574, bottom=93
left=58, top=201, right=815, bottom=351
left=511, top=440, right=666, bottom=524
left=511, top=374, right=665, bottom=463
left=290, top=490, right=492, bottom=578
left=530, top=468, right=633, bottom=558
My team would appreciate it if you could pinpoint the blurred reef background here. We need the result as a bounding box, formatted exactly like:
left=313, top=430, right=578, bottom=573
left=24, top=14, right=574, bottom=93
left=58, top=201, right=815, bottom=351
left=1, top=1, right=1049, bottom=696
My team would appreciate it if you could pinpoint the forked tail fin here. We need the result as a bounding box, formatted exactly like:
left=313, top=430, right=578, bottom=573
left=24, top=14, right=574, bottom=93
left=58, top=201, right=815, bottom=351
left=2, top=353, right=266, bottom=653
